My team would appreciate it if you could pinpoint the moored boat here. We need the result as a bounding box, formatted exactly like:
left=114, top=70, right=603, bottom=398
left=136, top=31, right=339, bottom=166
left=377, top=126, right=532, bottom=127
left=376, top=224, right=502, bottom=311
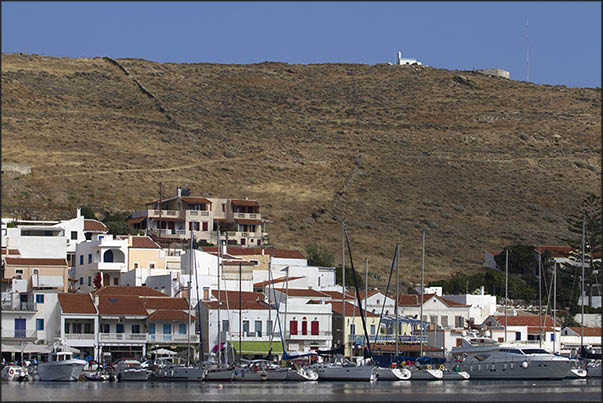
left=37, top=351, right=87, bottom=381
left=375, top=367, right=411, bottom=380
left=1, top=365, right=29, bottom=381
left=153, top=364, right=206, bottom=381
left=114, top=359, right=152, bottom=381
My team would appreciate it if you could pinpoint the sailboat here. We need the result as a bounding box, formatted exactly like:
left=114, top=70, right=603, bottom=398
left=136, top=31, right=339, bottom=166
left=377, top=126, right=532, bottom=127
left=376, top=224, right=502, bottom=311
left=408, top=231, right=443, bottom=381
left=204, top=227, right=237, bottom=381
left=153, top=236, right=206, bottom=381
left=309, top=224, right=376, bottom=382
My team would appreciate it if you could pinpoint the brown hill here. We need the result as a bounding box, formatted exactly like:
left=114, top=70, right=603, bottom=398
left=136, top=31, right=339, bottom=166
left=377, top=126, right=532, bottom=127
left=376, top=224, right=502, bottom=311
left=1, top=53, right=600, bottom=284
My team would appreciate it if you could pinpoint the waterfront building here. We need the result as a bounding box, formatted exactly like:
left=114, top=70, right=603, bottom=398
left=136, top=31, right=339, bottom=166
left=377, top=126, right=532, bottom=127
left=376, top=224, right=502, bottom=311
left=482, top=314, right=560, bottom=352
left=560, top=327, right=602, bottom=356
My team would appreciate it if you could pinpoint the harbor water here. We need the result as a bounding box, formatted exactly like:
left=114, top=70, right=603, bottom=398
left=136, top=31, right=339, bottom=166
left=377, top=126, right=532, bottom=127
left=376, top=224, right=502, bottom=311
left=1, top=378, right=600, bottom=401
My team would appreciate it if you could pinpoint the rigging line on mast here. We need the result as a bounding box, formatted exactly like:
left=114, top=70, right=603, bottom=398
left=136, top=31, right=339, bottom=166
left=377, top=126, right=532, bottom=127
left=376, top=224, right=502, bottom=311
left=372, top=244, right=399, bottom=352
left=344, top=229, right=372, bottom=357
left=193, top=241, right=204, bottom=362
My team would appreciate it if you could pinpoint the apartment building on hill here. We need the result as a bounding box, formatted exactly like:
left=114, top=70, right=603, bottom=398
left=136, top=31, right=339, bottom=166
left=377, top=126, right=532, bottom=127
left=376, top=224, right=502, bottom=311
left=128, top=187, right=267, bottom=247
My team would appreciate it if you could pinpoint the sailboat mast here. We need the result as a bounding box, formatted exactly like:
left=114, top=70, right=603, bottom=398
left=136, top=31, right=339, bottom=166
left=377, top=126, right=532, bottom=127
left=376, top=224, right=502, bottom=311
left=187, top=235, right=193, bottom=366
left=193, top=240, right=203, bottom=362
left=395, top=243, right=399, bottom=357
left=538, top=246, right=542, bottom=348
left=364, top=257, right=368, bottom=353
left=341, top=219, right=346, bottom=357
left=505, top=249, right=509, bottom=343
left=553, top=262, right=557, bottom=353
left=268, top=257, right=273, bottom=355
left=581, top=218, right=585, bottom=353
left=420, top=230, right=425, bottom=357
left=239, top=262, right=242, bottom=365
left=217, top=226, right=222, bottom=365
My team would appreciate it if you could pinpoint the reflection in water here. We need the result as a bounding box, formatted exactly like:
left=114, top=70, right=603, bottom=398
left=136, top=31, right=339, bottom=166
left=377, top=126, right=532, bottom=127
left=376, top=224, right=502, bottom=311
left=1, top=379, right=600, bottom=401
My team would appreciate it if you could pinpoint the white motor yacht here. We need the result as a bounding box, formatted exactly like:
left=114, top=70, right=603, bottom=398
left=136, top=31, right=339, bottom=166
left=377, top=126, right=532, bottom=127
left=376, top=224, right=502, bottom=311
left=451, top=331, right=573, bottom=380
left=37, top=351, right=87, bottom=381
left=114, top=359, right=152, bottom=381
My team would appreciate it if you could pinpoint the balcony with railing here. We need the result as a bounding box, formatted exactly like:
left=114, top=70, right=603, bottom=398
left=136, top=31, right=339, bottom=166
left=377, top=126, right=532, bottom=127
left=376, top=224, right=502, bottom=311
left=147, top=333, right=200, bottom=343
left=233, top=212, right=262, bottom=220
left=1, top=328, right=38, bottom=340
left=1, top=298, right=37, bottom=312
left=98, top=333, right=147, bottom=343
left=186, top=210, right=210, bottom=218
left=350, top=334, right=428, bottom=344
left=147, top=210, right=184, bottom=219
left=286, top=331, right=332, bottom=340
left=64, top=333, right=96, bottom=341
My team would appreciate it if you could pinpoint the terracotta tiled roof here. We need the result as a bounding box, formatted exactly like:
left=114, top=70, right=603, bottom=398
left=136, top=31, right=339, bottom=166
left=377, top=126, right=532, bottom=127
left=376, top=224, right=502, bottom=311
left=126, top=216, right=146, bottom=225
left=1, top=248, right=20, bottom=255
left=231, top=199, right=260, bottom=207
left=273, top=288, right=331, bottom=298
left=536, top=245, right=573, bottom=258
left=253, top=276, right=305, bottom=288
left=142, top=297, right=188, bottom=310
left=97, top=295, right=148, bottom=316
left=211, top=290, right=265, bottom=301
left=148, top=310, right=196, bottom=321
left=93, top=285, right=167, bottom=297
left=438, top=296, right=471, bottom=307
left=398, top=294, right=433, bottom=306
left=489, top=315, right=557, bottom=327
left=201, top=247, right=305, bottom=260
left=118, top=235, right=161, bottom=249
left=234, top=218, right=263, bottom=225
left=181, top=197, right=212, bottom=205
left=84, top=219, right=108, bottom=232
left=567, top=327, right=602, bottom=337
left=318, top=290, right=356, bottom=300
left=203, top=299, right=273, bottom=310
left=58, top=293, right=97, bottom=314
left=527, top=326, right=555, bottom=333
left=327, top=301, right=379, bottom=317
left=4, top=257, right=67, bottom=266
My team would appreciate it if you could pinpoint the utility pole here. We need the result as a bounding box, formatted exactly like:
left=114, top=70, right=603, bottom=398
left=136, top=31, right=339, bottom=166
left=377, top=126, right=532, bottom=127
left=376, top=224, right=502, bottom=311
left=553, top=262, right=557, bottom=353
left=364, top=257, right=368, bottom=353
left=239, top=262, right=242, bottom=365
left=217, top=226, right=222, bottom=365
left=526, top=19, right=529, bottom=82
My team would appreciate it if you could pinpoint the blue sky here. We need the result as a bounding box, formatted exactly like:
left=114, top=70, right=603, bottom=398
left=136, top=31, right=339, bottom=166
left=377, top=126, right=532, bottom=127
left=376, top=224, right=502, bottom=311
left=1, top=2, right=600, bottom=88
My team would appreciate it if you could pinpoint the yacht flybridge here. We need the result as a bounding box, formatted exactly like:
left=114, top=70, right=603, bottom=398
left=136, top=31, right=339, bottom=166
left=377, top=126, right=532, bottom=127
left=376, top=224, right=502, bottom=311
left=451, top=331, right=573, bottom=379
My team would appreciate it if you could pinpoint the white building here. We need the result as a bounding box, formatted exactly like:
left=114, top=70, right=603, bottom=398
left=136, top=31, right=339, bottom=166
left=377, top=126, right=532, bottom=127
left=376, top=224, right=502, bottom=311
left=72, top=234, right=129, bottom=292
left=395, top=50, right=422, bottom=66
left=482, top=314, right=560, bottom=352
left=560, top=327, right=601, bottom=356
left=444, top=288, right=497, bottom=325
left=397, top=294, right=471, bottom=330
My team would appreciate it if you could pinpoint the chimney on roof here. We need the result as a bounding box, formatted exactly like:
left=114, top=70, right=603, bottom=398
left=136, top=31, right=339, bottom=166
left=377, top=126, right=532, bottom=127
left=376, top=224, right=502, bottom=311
left=128, top=235, right=133, bottom=247
left=480, top=286, right=484, bottom=295
left=77, top=208, right=81, bottom=218
left=177, top=186, right=182, bottom=197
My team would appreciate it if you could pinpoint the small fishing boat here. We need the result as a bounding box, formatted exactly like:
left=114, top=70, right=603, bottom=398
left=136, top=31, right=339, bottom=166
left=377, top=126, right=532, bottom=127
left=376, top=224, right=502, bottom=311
left=37, top=351, right=87, bottom=381
left=114, top=359, right=152, bottom=381
left=1, top=365, right=29, bottom=381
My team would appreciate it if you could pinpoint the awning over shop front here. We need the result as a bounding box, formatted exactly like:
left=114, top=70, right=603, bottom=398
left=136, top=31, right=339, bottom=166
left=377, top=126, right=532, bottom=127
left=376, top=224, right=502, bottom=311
left=1, top=343, right=53, bottom=353
left=231, top=341, right=284, bottom=355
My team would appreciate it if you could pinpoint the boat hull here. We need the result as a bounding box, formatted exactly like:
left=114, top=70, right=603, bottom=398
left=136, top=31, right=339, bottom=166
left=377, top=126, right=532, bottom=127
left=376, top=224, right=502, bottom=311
left=458, top=359, right=571, bottom=379
left=285, top=368, right=319, bottom=381
left=375, top=368, right=411, bottom=381
left=38, top=360, right=87, bottom=381
left=233, top=368, right=269, bottom=381
left=1, top=366, right=29, bottom=381
left=204, top=368, right=234, bottom=382
left=586, top=366, right=601, bottom=378
left=314, top=365, right=376, bottom=381
left=117, top=369, right=152, bottom=381
left=442, top=371, right=470, bottom=380
left=409, top=369, right=443, bottom=380
left=153, top=366, right=206, bottom=381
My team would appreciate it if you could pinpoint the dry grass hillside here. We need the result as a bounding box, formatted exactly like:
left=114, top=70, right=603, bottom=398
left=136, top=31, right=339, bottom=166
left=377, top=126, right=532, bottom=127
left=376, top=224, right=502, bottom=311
left=1, top=53, right=600, bottom=285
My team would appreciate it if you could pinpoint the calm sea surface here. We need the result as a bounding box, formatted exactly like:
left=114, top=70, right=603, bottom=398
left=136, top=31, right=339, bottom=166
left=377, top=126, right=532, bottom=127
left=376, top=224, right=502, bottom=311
left=1, top=379, right=600, bottom=401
